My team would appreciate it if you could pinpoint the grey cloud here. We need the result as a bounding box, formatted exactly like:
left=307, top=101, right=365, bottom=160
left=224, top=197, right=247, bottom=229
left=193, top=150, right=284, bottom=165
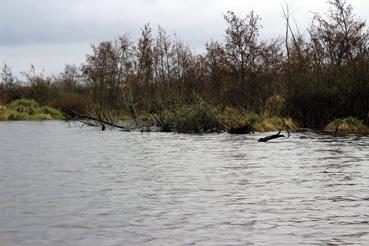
left=0, top=0, right=135, bottom=46
left=1, top=0, right=368, bottom=74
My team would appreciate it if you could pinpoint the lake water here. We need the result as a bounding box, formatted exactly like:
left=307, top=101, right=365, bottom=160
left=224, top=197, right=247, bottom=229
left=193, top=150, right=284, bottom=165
left=0, top=121, right=369, bottom=245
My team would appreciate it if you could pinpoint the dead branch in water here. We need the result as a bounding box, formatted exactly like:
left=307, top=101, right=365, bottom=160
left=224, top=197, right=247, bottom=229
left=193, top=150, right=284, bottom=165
left=258, top=117, right=291, bottom=142
left=68, top=110, right=130, bottom=131
left=258, top=130, right=285, bottom=142
left=279, top=117, right=290, bottom=138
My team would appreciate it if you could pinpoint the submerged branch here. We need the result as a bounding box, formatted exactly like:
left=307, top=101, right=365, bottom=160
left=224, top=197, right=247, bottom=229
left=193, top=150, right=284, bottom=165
left=68, top=110, right=131, bottom=131
left=258, top=117, right=291, bottom=142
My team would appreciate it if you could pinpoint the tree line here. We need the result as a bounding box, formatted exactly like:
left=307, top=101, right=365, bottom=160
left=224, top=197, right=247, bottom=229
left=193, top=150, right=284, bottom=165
left=1, top=0, right=368, bottom=129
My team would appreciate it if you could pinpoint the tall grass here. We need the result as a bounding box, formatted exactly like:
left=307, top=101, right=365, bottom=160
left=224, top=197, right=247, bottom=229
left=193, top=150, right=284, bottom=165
left=0, top=99, right=64, bottom=121
left=326, top=117, right=369, bottom=134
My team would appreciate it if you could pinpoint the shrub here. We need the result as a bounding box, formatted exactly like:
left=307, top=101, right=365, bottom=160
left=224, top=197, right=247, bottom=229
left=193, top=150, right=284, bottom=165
left=157, top=103, right=222, bottom=133
left=343, top=116, right=363, bottom=127
left=244, top=112, right=261, bottom=127
left=326, top=117, right=368, bottom=134
left=241, top=113, right=298, bottom=132
left=0, top=105, right=8, bottom=121
left=2, top=99, right=64, bottom=121
left=31, top=113, right=53, bottom=121
left=265, top=95, right=285, bottom=117
left=48, top=92, right=90, bottom=115
left=39, top=106, right=64, bottom=119
left=9, top=98, right=39, bottom=115
left=7, top=110, right=29, bottom=121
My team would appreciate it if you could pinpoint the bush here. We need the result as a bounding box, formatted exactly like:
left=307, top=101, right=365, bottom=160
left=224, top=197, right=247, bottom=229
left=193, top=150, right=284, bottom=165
left=1, top=99, right=64, bottom=121
left=244, top=112, right=261, bottom=126
left=7, top=110, right=29, bottom=121
left=265, top=95, right=285, bottom=117
left=9, top=98, right=39, bottom=115
left=157, top=103, right=222, bottom=133
left=0, top=105, right=7, bottom=121
left=326, top=117, right=369, bottom=134
left=31, top=113, right=53, bottom=120
left=343, top=116, right=363, bottom=127
left=236, top=112, right=298, bottom=132
left=48, top=92, right=90, bottom=115
left=39, top=106, right=64, bottom=119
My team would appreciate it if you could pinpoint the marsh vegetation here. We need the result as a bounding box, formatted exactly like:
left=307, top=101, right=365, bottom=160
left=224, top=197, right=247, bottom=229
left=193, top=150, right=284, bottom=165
left=0, top=98, right=63, bottom=121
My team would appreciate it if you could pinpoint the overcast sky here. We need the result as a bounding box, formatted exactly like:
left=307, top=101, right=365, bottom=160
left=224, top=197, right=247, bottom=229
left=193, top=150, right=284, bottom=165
left=1, top=0, right=368, bottom=75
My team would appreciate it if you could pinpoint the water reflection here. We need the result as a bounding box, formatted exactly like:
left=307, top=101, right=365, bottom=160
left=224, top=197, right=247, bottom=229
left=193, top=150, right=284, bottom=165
left=0, top=121, right=369, bottom=245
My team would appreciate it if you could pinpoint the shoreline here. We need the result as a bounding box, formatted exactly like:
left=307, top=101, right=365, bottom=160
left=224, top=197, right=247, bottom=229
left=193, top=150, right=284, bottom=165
left=2, top=99, right=368, bottom=135
left=2, top=119, right=369, bottom=136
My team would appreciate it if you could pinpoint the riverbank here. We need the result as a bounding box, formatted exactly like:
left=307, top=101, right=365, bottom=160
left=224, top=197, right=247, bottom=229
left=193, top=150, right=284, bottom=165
left=1, top=99, right=368, bottom=135
left=93, top=111, right=369, bottom=135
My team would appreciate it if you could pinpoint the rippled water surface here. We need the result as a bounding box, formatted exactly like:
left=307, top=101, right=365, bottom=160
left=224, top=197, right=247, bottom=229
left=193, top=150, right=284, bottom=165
left=1, top=121, right=369, bottom=245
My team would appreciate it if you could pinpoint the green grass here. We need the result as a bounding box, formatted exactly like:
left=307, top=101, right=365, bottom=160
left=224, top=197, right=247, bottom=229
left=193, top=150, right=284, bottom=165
left=0, top=99, right=64, bottom=121
left=7, top=110, right=29, bottom=121
left=39, top=106, right=64, bottom=119
left=10, top=98, right=40, bottom=108
left=343, top=116, right=363, bottom=127
left=9, top=98, right=39, bottom=115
